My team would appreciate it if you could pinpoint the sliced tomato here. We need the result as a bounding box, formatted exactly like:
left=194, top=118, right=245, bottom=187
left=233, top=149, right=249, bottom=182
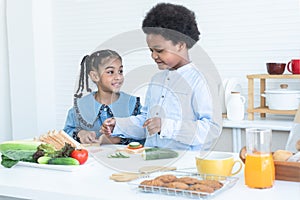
left=127, top=144, right=143, bottom=150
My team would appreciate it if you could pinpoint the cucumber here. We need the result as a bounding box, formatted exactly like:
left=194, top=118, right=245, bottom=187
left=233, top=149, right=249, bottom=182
left=37, top=156, right=51, bottom=164
left=142, top=148, right=178, bottom=160
left=48, top=157, right=80, bottom=165
left=0, top=141, right=41, bottom=152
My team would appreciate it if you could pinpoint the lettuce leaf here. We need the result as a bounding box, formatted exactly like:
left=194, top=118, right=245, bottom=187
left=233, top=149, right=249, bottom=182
left=0, top=150, right=36, bottom=168
left=2, top=150, right=36, bottom=162
left=1, top=155, right=18, bottom=168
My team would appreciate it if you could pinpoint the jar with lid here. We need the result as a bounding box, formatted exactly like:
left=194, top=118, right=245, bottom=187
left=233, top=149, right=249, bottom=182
left=226, top=92, right=245, bottom=121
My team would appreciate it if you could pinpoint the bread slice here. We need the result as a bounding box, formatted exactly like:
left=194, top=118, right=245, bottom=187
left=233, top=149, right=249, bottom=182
left=49, top=130, right=66, bottom=149
left=36, top=130, right=80, bottom=150
left=57, top=130, right=78, bottom=148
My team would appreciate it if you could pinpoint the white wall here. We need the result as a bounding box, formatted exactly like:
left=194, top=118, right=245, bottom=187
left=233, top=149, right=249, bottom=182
left=0, top=0, right=12, bottom=141
left=51, top=0, right=300, bottom=129
left=32, top=0, right=56, bottom=137
left=4, top=0, right=56, bottom=140
left=2, top=0, right=300, bottom=142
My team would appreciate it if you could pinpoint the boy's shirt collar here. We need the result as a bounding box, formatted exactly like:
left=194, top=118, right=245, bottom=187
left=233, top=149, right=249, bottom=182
left=170, top=62, right=194, bottom=73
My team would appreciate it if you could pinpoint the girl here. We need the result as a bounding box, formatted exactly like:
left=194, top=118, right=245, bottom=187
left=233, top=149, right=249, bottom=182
left=101, top=3, right=221, bottom=150
left=63, top=49, right=144, bottom=145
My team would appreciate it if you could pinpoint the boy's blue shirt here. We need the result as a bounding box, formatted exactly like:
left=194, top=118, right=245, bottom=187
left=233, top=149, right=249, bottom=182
left=63, top=91, right=140, bottom=138
left=112, top=63, right=221, bottom=150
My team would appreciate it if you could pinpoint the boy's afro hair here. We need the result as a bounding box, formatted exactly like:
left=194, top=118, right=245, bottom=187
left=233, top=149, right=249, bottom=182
left=142, top=3, right=200, bottom=48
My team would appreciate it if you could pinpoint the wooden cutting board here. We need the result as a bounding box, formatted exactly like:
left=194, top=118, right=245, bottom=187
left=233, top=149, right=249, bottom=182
left=110, top=165, right=177, bottom=182
left=138, top=165, right=177, bottom=173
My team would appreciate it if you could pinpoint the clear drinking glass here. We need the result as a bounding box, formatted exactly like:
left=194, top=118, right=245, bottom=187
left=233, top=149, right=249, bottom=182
left=244, top=128, right=275, bottom=189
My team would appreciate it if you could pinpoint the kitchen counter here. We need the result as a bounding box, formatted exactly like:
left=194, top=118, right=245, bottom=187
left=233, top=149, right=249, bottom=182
left=0, top=146, right=299, bottom=200
left=223, top=116, right=294, bottom=152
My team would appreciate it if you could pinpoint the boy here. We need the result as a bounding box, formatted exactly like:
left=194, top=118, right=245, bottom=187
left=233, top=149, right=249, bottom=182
left=101, top=3, right=221, bottom=150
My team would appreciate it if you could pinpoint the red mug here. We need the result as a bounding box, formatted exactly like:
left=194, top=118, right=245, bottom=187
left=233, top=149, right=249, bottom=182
left=287, top=59, right=300, bottom=74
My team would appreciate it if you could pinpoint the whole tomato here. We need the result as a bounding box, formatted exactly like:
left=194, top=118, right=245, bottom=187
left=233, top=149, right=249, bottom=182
left=71, top=149, right=88, bottom=165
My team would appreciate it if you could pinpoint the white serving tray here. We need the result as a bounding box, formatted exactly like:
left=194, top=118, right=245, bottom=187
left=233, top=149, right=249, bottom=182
left=15, top=157, right=94, bottom=172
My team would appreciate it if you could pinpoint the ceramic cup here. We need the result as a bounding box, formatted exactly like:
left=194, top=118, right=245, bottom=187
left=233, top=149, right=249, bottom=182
left=266, top=63, right=286, bottom=75
left=287, top=59, right=300, bottom=74
left=195, top=152, right=242, bottom=176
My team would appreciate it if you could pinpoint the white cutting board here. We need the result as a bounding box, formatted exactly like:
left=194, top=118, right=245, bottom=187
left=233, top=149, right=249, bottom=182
left=285, top=104, right=300, bottom=152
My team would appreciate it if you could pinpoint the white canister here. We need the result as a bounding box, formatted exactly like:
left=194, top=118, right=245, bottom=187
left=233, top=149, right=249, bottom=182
left=226, top=92, right=246, bottom=121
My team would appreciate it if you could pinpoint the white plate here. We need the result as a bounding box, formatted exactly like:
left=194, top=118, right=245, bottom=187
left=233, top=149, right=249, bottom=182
left=16, top=157, right=95, bottom=172
left=224, top=78, right=242, bottom=107
left=221, top=78, right=229, bottom=113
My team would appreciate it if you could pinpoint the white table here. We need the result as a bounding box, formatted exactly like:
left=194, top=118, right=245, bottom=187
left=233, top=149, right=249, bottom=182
left=0, top=146, right=299, bottom=200
left=223, top=117, right=294, bottom=152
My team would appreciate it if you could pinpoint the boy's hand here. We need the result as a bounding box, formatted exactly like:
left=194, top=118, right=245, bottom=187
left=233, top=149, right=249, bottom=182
left=78, top=130, right=97, bottom=144
left=143, top=117, right=161, bottom=135
left=101, top=118, right=116, bottom=136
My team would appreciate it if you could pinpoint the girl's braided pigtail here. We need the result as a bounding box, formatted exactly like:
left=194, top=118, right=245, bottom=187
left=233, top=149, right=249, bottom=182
left=85, top=59, right=92, bottom=93
left=74, top=55, right=89, bottom=98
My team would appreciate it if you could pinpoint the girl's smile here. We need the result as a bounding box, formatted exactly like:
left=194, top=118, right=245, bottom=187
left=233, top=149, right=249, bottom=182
left=111, top=81, right=122, bottom=89
left=98, top=58, right=124, bottom=93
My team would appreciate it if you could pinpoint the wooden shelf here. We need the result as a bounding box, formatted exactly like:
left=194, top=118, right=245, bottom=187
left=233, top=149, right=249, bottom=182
left=247, top=107, right=298, bottom=115
left=247, top=74, right=300, bottom=120
left=247, top=74, right=300, bottom=79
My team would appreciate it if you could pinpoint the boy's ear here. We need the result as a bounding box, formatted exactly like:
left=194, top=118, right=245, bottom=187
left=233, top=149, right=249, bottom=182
left=89, top=71, right=100, bottom=82
left=177, top=42, right=187, bottom=51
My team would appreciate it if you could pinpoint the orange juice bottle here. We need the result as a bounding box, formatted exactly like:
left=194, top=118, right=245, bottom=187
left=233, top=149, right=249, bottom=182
left=244, top=128, right=275, bottom=189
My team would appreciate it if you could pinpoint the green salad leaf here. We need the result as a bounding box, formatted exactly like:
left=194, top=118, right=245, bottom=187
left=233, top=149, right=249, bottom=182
left=2, top=150, right=36, bottom=162
left=1, top=155, right=18, bottom=168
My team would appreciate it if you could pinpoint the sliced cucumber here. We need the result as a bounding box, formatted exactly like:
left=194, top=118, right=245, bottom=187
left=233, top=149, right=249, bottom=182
left=128, top=142, right=141, bottom=148
left=107, top=152, right=129, bottom=158
left=37, top=156, right=51, bottom=164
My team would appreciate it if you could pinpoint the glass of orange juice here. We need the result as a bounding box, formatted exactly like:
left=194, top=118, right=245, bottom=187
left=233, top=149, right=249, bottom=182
left=244, top=128, right=275, bottom=189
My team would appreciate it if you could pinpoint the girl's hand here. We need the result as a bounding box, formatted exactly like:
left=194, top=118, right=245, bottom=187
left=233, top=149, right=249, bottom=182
left=143, top=117, right=161, bottom=135
left=78, top=130, right=97, bottom=144
left=98, top=134, right=121, bottom=145
left=101, top=118, right=116, bottom=136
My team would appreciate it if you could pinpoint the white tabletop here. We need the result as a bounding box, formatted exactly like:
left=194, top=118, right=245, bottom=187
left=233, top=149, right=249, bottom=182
left=0, top=145, right=299, bottom=200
